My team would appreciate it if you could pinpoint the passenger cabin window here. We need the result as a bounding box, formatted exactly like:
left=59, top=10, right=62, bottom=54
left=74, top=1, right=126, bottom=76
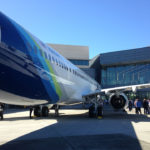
left=60, top=62, right=63, bottom=68
left=58, top=61, right=61, bottom=67
left=56, top=59, right=58, bottom=65
left=52, top=56, right=55, bottom=63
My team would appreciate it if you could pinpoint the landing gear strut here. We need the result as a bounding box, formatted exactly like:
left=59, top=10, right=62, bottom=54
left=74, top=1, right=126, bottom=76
left=54, top=105, right=59, bottom=117
left=83, top=93, right=104, bottom=119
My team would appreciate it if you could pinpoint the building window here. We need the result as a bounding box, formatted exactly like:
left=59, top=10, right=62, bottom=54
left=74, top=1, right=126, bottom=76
left=68, top=59, right=89, bottom=66
left=101, top=63, right=150, bottom=88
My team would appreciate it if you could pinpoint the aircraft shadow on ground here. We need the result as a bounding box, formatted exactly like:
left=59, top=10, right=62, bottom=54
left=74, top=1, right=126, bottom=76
left=0, top=109, right=150, bottom=150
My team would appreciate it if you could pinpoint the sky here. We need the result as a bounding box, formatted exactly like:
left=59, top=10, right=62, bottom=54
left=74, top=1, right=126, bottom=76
left=0, top=0, right=150, bottom=59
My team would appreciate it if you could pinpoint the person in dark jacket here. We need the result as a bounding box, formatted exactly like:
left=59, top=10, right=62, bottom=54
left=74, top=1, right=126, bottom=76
left=148, top=100, right=150, bottom=114
left=97, top=95, right=103, bottom=118
left=136, top=99, right=142, bottom=114
left=0, top=103, right=4, bottom=120
left=128, top=100, right=133, bottom=111
left=143, top=99, right=149, bottom=114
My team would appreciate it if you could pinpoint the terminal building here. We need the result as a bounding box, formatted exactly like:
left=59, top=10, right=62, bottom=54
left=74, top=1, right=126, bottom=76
left=90, top=47, right=150, bottom=99
left=48, top=44, right=150, bottom=99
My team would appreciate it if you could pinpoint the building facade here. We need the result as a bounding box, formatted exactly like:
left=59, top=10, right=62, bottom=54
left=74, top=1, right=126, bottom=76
left=90, top=47, right=150, bottom=99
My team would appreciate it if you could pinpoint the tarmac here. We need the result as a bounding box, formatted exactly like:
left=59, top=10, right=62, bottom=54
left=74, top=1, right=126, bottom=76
left=0, top=106, right=150, bottom=150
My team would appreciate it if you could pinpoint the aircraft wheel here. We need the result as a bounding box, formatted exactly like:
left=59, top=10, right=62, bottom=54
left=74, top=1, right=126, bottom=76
left=42, top=107, right=49, bottom=117
left=34, top=106, right=41, bottom=117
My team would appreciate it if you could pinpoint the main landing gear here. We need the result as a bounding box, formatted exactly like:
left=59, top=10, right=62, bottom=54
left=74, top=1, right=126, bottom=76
left=83, top=94, right=104, bottom=119
left=89, top=102, right=103, bottom=118
left=34, top=106, right=49, bottom=117
left=33, top=104, right=60, bottom=117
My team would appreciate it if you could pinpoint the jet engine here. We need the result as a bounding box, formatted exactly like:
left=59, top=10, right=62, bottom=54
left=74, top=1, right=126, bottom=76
left=109, top=93, right=128, bottom=109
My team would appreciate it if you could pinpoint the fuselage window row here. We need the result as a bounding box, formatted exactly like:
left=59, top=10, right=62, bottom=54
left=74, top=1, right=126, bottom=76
left=39, top=49, right=96, bottom=85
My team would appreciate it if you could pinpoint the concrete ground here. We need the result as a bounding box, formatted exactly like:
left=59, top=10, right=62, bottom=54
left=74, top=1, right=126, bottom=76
left=0, top=106, right=150, bottom=150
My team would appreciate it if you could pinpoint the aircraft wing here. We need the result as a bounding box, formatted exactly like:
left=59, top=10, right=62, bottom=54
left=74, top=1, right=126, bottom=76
left=101, top=83, right=150, bottom=94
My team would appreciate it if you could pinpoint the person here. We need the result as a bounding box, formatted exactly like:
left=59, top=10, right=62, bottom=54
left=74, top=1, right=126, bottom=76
left=143, top=99, right=149, bottom=114
left=134, top=99, right=138, bottom=114
left=97, top=95, right=103, bottom=118
left=136, top=99, right=142, bottom=114
left=104, top=99, right=109, bottom=105
left=0, top=103, right=4, bottom=120
left=128, top=99, right=133, bottom=111
left=29, top=106, right=34, bottom=119
left=148, top=99, right=150, bottom=114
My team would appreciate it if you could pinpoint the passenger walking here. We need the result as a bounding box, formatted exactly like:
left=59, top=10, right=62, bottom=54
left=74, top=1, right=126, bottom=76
left=0, top=103, right=4, bottom=120
left=143, top=99, right=149, bottom=114
left=97, top=98, right=103, bottom=118
left=136, top=99, right=142, bottom=114
left=128, top=100, right=133, bottom=111
left=148, top=100, right=150, bottom=114
left=134, top=99, right=138, bottom=114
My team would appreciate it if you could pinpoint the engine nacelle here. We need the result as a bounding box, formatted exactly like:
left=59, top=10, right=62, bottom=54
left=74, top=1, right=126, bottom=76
left=109, top=93, right=128, bottom=109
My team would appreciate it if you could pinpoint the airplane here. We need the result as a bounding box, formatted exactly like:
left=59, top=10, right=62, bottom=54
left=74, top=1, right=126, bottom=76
left=0, top=12, right=150, bottom=117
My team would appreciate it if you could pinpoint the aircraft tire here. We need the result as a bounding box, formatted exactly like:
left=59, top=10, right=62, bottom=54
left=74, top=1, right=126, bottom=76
left=42, top=107, right=49, bottom=117
left=34, top=106, right=41, bottom=117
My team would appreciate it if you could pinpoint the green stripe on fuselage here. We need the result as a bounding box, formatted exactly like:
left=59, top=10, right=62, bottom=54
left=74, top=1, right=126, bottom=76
left=28, top=34, right=62, bottom=98
left=45, top=60, right=62, bottom=98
